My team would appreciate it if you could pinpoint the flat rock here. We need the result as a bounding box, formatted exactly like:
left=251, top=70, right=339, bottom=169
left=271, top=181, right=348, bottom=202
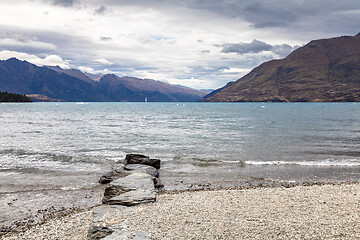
left=124, top=164, right=159, bottom=178
left=106, top=189, right=156, bottom=206
left=110, top=172, right=155, bottom=191
left=125, top=154, right=161, bottom=169
left=103, top=172, right=155, bottom=203
left=88, top=225, right=113, bottom=240
left=92, top=205, right=133, bottom=224
left=99, top=165, right=131, bottom=184
left=103, top=231, right=151, bottom=240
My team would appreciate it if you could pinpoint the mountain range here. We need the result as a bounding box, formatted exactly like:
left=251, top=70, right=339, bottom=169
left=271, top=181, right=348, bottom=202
left=203, top=33, right=360, bottom=102
left=0, top=58, right=207, bottom=102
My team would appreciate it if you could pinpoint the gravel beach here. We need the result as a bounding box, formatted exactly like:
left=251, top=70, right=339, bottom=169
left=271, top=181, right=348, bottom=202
left=2, top=183, right=359, bottom=240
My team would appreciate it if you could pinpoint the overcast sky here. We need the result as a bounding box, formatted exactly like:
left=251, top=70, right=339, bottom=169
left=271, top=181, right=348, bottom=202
left=0, top=0, right=359, bottom=89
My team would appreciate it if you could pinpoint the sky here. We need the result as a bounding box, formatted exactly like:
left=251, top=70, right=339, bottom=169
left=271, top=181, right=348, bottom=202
left=0, top=0, right=359, bottom=89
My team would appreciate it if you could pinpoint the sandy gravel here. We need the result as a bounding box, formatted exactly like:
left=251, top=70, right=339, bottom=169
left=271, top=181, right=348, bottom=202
left=2, top=183, right=359, bottom=240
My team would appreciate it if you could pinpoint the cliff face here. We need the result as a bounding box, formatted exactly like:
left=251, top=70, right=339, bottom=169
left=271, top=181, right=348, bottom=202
left=203, top=34, right=360, bottom=102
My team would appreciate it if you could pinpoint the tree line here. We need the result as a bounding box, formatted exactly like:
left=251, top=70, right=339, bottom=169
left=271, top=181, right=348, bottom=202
left=0, top=92, right=32, bottom=102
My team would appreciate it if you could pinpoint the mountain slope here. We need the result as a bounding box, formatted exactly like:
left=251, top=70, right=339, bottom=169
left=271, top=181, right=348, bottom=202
left=0, top=58, right=101, bottom=101
left=203, top=33, right=360, bottom=102
left=0, top=58, right=206, bottom=102
left=99, top=74, right=207, bottom=102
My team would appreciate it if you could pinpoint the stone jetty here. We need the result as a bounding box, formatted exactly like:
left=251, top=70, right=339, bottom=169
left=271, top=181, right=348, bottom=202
left=87, top=154, right=163, bottom=240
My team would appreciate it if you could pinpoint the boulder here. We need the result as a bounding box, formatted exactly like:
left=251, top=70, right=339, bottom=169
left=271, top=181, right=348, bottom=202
left=125, top=154, right=161, bottom=169
left=124, top=164, right=159, bottom=178
left=88, top=225, right=113, bottom=240
left=106, top=189, right=156, bottom=206
left=103, top=172, right=155, bottom=204
left=99, top=165, right=131, bottom=184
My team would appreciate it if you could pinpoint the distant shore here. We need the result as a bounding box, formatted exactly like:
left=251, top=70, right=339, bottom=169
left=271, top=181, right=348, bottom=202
left=2, top=182, right=359, bottom=240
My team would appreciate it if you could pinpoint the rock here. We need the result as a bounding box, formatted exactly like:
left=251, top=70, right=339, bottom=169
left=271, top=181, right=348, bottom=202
left=106, top=189, right=156, bottom=206
left=99, top=166, right=131, bottom=184
left=124, top=164, right=159, bottom=178
left=153, top=178, right=164, bottom=189
left=125, top=154, right=161, bottom=169
left=88, top=225, right=113, bottom=240
left=92, top=205, right=133, bottom=224
left=103, top=172, right=155, bottom=203
left=89, top=205, right=145, bottom=240
left=102, top=231, right=151, bottom=240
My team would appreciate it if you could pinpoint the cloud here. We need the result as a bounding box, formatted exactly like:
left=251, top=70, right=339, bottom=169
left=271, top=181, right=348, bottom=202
left=0, top=50, right=70, bottom=69
left=0, top=35, right=57, bottom=53
left=220, top=39, right=298, bottom=58
left=94, top=6, right=107, bottom=15
left=100, top=36, right=112, bottom=41
left=51, top=0, right=75, bottom=7
left=221, top=40, right=273, bottom=54
left=78, top=66, right=112, bottom=74
left=94, top=58, right=113, bottom=65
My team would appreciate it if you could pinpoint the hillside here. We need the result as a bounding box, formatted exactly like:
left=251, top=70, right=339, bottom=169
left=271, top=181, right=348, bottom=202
left=203, top=33, right=360, bottom=102
left=0, top=58, right=206, bottom=102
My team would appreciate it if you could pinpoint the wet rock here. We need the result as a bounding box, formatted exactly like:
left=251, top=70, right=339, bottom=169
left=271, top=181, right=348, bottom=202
left=154, top=178, right=164, bottom=189
left=99, top=166, right=131, bottom=184
left=125, top=154, right=161, bottom=169
left=124, top=164, right=159, bottom=178
left=103, top=172, right=155, bottom=203
left=106, top=189, right=156, bottom=206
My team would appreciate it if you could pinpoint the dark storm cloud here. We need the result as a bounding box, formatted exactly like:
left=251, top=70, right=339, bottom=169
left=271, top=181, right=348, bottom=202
left=94, top=0, right=360, bottom=34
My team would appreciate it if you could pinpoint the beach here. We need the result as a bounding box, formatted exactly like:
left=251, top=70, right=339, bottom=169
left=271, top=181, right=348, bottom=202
left=2, top=183, right=359, bottom=240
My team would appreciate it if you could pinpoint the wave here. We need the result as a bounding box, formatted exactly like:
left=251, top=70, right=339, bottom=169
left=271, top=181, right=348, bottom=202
left=245, top=159, right=360, bottom=167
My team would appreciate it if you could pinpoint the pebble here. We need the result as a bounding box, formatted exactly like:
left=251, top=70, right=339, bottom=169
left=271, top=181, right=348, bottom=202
left=2, top=183, right=359, bottom=240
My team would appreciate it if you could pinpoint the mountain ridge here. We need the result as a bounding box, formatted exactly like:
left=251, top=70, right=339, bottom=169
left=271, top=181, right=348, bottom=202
left=0, top=58, right=206, bottom=102
left=203, top=33, right=360, bottom=102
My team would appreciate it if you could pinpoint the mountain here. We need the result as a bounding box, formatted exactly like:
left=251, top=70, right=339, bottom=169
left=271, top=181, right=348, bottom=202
left=84, top=72, right=104, bottom=82
left=0, top=58, right=101, bottom=101
left=98, top=74, right=205, bottom=102
left=203, top=33, right=360, bottom=102
left=0, top=58, right=206, bottom=102
left=45, top=66, right=96, bottom=85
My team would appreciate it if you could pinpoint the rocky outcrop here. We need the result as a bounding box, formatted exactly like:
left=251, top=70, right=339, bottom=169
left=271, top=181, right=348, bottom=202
left=125, top=154, right=161, bottom=169
left=124, top=164, right=159, bottom=178
left=88, top=154, right=162, bottom=240
left=99, top=165, right=131, bottom=184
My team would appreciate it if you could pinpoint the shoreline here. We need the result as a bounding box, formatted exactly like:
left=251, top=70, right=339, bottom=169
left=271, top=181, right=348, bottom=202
left=2, top=181, right=359, bottom=239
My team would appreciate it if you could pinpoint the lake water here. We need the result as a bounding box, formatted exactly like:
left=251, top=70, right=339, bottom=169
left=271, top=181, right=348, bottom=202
left=0, top=102, right=359, bottom=191
left=1, top=102, right=360, bottom=231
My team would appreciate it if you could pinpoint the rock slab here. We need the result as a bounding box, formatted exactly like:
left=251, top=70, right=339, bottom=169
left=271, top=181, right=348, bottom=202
left=125, top=154, right=161, bottom=169
left=124, top=164, right=159, bottom=178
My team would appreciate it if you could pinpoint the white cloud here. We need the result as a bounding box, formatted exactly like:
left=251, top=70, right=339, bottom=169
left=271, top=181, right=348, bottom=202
left=94, top=58, right=113, bottom=65
left=0, top=50, right=69, bottom=69
left=78, top=66, right=112, bottom=74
